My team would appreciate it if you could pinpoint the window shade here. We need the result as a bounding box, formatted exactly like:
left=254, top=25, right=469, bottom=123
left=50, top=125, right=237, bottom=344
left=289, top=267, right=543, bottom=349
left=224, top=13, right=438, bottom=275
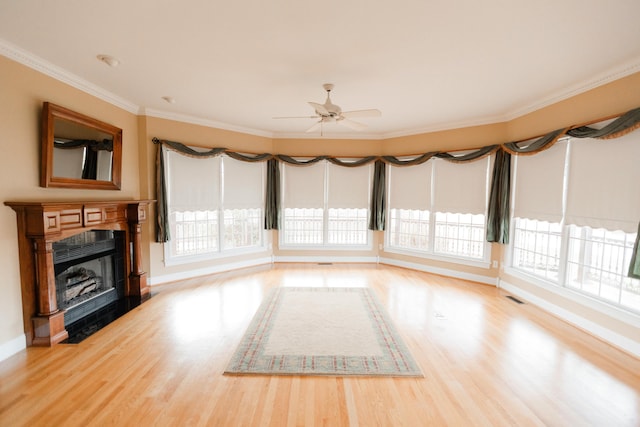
left=513, top=140, right=567, bottom=223
left=327, top=162, right=370, bottom=208
left=283, top=161, right=325, bottom=208
left=565, top=133, right=640, bottom=233
left=388, top=162, right=432, bottom=210
left=222, top=156, right=264, bottom=209
left=433, top=157, right=489, bottom=215
left=165, top=150, right=220, bottom=211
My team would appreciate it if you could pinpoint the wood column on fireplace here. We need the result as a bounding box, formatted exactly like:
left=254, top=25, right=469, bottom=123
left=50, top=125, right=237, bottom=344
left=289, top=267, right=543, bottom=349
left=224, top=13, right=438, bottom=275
left=5, top=200, right=153, bottom=346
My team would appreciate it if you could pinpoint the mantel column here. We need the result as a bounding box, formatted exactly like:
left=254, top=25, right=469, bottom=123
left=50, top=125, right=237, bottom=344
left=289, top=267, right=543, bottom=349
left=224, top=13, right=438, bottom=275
left=127, top=202, right=150, bottom=298
left=31, top=238, right=68, bottom=346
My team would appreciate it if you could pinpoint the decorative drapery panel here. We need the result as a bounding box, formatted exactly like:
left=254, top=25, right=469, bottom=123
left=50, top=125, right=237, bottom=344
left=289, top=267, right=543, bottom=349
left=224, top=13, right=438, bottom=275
left=369, top=160, right=386, bottom=231
left=264, top=158, right=280, bottom=230
left=486, top=149, right=511, bottom=244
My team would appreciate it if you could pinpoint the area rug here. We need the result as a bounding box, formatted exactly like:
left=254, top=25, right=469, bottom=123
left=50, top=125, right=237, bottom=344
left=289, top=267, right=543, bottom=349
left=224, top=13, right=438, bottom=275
left=224, top=287, right=422, bottom=377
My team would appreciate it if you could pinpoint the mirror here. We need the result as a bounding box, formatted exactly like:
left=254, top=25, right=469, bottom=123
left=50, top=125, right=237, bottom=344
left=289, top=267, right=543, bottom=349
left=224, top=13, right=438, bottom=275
left=41, top=102, right=122, bottom=190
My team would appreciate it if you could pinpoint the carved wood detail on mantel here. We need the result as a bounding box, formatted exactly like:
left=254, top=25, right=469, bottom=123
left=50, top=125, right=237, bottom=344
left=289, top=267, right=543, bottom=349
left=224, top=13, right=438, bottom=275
left=5, top=200, right=153, bottom=346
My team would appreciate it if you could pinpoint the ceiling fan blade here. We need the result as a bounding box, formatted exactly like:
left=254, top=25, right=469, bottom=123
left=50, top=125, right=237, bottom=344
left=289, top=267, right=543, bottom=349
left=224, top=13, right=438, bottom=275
left=273, top=115, right=319, bottom=119
left=338, top=117, right=368, bottom=131
left=308, top=102, right=330, bottom=116
left=305, top=121, right=323, bottom=133
left=341, top=109, right=382, bottom=118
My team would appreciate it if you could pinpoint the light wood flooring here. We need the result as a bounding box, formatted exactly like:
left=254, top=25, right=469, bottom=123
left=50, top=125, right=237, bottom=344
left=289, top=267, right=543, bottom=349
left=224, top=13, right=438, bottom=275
left=1, top=263, right=639, bottom=426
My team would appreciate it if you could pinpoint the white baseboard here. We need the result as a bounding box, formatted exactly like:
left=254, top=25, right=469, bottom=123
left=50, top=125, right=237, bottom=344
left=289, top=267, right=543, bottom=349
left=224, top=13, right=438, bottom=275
left=499, top=280, right=640, bottom=358
left=274, top=256, right=378, bottom=264
left=380, top=257, right=498, bottom=286
left=149, top=256, right=273, bottom=285
left=0, top=334, right=26, bottom=363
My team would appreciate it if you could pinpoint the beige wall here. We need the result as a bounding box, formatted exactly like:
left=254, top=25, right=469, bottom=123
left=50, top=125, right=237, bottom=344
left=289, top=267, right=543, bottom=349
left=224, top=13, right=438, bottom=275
left=1, top=51, right=639, bottom=358
left=0, top=56, right=140, bottom=348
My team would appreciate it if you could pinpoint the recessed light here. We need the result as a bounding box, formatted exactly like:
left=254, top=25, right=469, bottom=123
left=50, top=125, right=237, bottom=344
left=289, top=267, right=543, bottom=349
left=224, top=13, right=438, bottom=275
left=97, top=54, right=120, bottom=67
left=162, top=96, right=176, bottom=104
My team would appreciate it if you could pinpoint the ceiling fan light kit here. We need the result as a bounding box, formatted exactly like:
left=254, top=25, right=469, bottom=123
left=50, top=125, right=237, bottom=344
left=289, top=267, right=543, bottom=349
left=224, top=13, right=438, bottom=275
left=274, top=83, right=381, bottom=134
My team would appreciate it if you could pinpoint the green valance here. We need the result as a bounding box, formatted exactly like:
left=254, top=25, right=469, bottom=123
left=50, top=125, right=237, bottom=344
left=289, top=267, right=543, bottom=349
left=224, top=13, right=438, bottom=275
left=567, top=107, right=640, bottom=139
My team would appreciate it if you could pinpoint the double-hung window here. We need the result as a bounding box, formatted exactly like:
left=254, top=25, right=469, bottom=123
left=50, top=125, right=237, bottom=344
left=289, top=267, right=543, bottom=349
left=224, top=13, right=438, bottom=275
left=510, top=129, right=640, bottom=313
left=280, top=160, right=371, bottom=248
left=164, top=149, right=265, bottom=263
left=386, top=156, right=491, bottom=263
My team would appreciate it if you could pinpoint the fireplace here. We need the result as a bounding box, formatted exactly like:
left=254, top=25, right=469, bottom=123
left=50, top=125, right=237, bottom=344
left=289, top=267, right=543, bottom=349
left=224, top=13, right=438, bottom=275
left=5, top=200, right=152, bottom=346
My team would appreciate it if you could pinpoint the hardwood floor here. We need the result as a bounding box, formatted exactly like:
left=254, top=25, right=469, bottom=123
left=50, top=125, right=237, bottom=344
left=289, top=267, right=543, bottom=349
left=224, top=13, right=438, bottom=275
left=1, top=263, right=639, bottom=426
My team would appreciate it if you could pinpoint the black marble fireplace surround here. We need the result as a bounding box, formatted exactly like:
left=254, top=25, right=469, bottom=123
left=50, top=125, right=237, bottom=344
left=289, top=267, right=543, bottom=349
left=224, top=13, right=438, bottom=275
left=52, top=230, right=137, bottom=343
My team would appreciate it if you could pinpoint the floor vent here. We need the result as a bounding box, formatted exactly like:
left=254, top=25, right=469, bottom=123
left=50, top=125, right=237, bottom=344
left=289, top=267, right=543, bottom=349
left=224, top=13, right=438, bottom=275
left=506, top=295, right=525, bottom=304
left=318, top=262, right=333, bottom=265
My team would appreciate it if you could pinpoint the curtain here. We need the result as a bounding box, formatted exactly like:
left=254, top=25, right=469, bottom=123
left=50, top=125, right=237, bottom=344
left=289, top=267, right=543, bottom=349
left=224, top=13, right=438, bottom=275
left=630, top=222, right=640, bottom=279
left=566, top=107, right=640, bottom=139
left=486, top=149, right=511, bottom=244
left=156, top=144, right=170, bottom=242
left=369, top=160, right=386, bottom=231
left=264, top=158, right=280, bottom=230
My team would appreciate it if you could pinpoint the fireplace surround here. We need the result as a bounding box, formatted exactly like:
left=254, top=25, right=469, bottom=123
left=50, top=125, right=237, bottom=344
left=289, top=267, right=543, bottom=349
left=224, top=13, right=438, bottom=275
left=5, top=200, right=152, bottom=346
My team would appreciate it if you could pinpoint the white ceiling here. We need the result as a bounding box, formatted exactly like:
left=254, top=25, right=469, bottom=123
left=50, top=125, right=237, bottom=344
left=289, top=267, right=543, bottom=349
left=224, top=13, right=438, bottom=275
left=1, top=0, right=639, bottom=139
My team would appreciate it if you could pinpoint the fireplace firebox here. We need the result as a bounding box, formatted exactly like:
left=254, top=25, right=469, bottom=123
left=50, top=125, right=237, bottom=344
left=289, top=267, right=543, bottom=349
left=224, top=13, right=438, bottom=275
left=53, top=230, right=125, bottom=329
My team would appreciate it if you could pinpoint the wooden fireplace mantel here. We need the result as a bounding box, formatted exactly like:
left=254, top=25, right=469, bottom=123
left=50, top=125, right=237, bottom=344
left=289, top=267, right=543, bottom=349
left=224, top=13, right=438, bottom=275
left=5, top=199, right=153, bottom=346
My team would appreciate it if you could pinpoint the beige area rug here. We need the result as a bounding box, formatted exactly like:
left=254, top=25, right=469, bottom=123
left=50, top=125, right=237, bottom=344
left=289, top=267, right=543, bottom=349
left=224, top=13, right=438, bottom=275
left=224, top=287, right=422, bottom=377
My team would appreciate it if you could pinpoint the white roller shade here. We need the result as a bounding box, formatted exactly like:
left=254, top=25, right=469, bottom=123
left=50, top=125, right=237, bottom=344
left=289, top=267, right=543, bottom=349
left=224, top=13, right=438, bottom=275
left=513, top=140, right=568, bottom=223
left=433, top=157, right=489, bottom=215
left=283, top=161, right=325, bottom=208
left=388, top=162, right=432, bottom=210
left=222, top=157, right=264, bottom=209
left=327, top=162, right=370, bottom=208
left=565, top=132, right=640, bottom=233
left=165, top=149, right=220, bottom=211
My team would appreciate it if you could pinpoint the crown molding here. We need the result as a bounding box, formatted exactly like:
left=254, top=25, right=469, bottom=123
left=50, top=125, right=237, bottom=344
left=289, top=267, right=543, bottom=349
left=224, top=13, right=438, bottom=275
left=0, top=38, right=139, bottom=114
left=271, top=130, right=384, bottom=140
left=380, top=114, right=507, bottom=139
left=3, top=36, right=639, bottom=140
left=502, top=57, right=640, bottom=122
left=141, top=108, right=274, bottom=139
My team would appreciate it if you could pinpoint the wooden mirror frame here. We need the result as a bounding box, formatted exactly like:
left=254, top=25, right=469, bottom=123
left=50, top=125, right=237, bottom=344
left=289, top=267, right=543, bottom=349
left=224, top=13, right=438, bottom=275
left=41, top=102, right=122, bottom=190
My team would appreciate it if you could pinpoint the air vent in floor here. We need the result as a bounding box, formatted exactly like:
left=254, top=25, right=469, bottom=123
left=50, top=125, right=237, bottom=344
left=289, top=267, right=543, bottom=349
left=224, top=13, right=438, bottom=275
left=506, top=295, right=525, bottom=304
left=318, top=262, right=333, bottom=265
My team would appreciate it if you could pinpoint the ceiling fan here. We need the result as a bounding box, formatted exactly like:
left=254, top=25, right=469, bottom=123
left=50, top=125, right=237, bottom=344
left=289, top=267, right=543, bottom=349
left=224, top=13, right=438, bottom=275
left=274, top=83, right=381, bottom=133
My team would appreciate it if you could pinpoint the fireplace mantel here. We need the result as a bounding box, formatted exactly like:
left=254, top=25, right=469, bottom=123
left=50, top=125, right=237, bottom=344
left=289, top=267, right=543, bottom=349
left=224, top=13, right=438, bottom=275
left=5, top=200, right=153, bottom=346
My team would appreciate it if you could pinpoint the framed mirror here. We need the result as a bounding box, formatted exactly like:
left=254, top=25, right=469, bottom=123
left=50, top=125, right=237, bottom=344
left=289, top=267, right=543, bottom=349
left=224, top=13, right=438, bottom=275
left=41, top=102, right=122, bottom=190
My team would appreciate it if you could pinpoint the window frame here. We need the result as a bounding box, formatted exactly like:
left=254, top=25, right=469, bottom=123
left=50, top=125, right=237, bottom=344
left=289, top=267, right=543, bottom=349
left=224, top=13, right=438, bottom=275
left=384, top=157, right=492, bottom=267
left=279, top=160, right=373, bottom=250
left=163, top=153, right=268, bottom=266
left=507, top=137, right=640, bottom=316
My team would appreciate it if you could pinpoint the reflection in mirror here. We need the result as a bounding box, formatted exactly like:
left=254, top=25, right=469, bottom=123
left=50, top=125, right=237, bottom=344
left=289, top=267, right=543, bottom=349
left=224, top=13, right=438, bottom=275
left=41, top=102, right=122, bottom=190
left=52, top=118, right=114, bottom=181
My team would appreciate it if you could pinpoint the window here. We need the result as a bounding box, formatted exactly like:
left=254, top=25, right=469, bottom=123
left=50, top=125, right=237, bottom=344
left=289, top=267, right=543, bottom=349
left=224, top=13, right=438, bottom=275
left=511, top=218, right=562, bottom=282
left=566, top=226, right=640, bottom=309
left=433, top=212, right=486, bottom=259
left=509, top=130, right=640, bottom=314
left=281, top=160, right=371, bottom=248
left=164, top=149, right=265, bottom=263
left=387, top=161, right=431, bottom=252
left=386, top=156, right=491, bottom=262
